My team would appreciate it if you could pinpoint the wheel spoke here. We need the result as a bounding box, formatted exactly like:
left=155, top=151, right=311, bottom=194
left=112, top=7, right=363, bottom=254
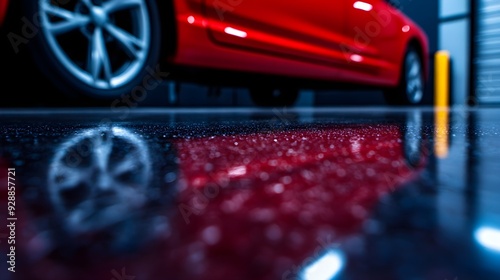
left=92, top=129, right=114, bottom=170
left=41, top=2, right=90, bottom=35
left=112, top=152, right=140, bottom=176
left=81, top=0, right=93, bottom=8
left=100, top=33, right=113, bottom=83
left=409, top=79, right=417, bottom=91
left=105, top=23, right=143, bottom=59
left=89, top=28, right=113, bottom=83
left=409, top=62, right=420, bottom=77
left=103, top=0, right=143, bottom=14
left=46, top=17, right=90, bottom=35
left=408, top=77, right=422, bottom=97
left=52, top=165, right=89, bottom=190
left=90, top=29, right=101, bottom=81
left=41, top=2, right=76, bottom=20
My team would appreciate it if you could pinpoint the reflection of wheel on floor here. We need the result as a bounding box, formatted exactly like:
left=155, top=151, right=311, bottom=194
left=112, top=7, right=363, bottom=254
left=384, top=46, right=425, bottom=106
left=48, top=126, right=152, bottom=235
left=12, top=0, right=162, bottom=102
left=249, top=87, right=299, bottom=107
left=402, top=111, right=424, bottom=167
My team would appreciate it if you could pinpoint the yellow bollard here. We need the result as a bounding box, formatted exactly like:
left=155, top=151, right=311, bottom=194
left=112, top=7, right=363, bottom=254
left=434, top=50, right=450, bottom=158
left=434, top=51, right=450, bottom=108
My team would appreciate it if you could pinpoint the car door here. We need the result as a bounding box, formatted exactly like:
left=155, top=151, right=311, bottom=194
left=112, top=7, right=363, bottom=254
left=341, top=0, right=403, bottom=75
left=204, top=0, right=351, bottom=68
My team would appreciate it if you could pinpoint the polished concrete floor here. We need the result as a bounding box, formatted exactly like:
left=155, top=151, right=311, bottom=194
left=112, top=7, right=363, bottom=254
left=0, top=107, right=499, bottom=280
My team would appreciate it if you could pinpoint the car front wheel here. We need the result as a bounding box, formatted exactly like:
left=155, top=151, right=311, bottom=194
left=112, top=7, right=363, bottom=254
left=17, top=0, right=162, bottom=103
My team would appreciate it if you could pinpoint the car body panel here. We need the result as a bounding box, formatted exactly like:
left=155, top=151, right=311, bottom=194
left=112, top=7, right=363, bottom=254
left=171, top=0, right=428, bottom=87
left=203, top=0, right=351, bottom=70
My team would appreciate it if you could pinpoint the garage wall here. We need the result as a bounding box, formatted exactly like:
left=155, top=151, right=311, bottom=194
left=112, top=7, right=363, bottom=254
left=438, top=0, right=471, bottom=106
left=474, top=0, right=500, bottom=104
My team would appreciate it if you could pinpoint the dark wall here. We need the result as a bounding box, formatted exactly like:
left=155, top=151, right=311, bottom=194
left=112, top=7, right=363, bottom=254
left=399, top=0, right=439, bottom=104
left=401, top=0, right=438, bottom=53
left=405, top=0, right=439, bottom=106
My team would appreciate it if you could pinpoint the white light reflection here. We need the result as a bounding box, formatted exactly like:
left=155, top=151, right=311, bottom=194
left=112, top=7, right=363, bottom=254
left=301, top=249, right=345, bottom=280
left=353, top=1, right=373, bottom=12
left=224, top=27, right=247, bottom=38
left=228, top=165, right=247, bottom=177
left=475, top=226, right=500, bottom=252
left=350, top=54, right=363, bottom=62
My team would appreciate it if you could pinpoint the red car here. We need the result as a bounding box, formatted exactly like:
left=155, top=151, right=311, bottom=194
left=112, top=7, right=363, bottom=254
left=0, top=0, right=428, bottom=106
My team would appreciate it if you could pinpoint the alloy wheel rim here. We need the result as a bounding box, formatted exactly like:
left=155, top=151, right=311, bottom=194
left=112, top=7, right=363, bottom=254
left=39, top=0, right=151, bottom=91
left=405, top=51, right=424, bottom=104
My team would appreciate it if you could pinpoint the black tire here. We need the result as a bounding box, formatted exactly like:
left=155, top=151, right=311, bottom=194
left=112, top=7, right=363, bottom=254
left=3, top=0, right=163, bottom=106
left=249, top=87, right=299, bottom=107
left=384, top=46, right=425, bottom=106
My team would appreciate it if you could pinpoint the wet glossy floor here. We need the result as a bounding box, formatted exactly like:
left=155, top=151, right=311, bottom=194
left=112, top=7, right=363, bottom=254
left=1, top=107, right=499, bottom=280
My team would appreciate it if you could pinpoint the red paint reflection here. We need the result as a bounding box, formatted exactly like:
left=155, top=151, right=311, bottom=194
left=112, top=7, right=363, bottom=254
left=10, top=124, right=425, bottom=280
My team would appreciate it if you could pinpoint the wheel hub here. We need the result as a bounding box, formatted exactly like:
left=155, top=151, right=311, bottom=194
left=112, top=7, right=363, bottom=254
left=90, top=7, right=107, bottom=27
